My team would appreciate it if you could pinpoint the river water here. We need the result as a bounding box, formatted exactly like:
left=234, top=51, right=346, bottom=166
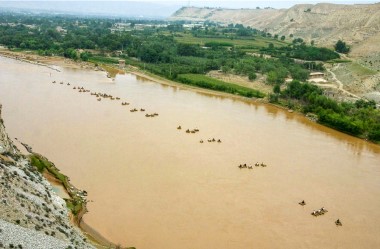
left=1, top=56, right=380, bottom=249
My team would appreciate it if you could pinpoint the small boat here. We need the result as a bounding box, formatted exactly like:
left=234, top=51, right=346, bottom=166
left=298, top=200, right=306, bottom=206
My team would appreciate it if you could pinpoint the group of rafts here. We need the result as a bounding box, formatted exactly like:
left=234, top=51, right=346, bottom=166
left=52, top=80, right=159, bottom=118
left=238, top=163, right=267, bottom=169
left=298, top=200, right=342, bottom=226
left=52, top=81, right=344, bottom=227
left=52, top=80, right=223, bottom=139
left=176, top=126, right=222, bottom=144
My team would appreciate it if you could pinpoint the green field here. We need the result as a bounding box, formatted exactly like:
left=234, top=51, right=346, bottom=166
left=174, top=33, right=288, bottom=50
left=327, top=59, right=352, bottom=63
left=177, top=74, right=265, bottom=98
left=348, top=62, right=377, bottom=76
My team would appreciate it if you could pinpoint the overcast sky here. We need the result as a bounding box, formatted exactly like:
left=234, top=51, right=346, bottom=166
left=3, top=0, right=378, bottom=8
left=1, top=1, right=378, bottom=18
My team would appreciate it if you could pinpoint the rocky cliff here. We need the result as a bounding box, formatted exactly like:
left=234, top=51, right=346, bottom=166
left=0, top=104, right=95, bottom=249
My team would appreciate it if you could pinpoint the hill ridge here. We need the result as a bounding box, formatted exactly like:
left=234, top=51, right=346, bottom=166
left=169, top=3, right=380, bottom=58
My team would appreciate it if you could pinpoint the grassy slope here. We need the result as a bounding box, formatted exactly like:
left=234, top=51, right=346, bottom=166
left=348, top=62, right=377, bottom=76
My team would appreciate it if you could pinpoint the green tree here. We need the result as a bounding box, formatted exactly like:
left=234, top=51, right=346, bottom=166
left=248, top=72, right=257, bottom=81
left=334, top=40, right=350, bottom=53
left=221, top=66, right=229, bottom=73
left=80, top=52, right=90, bottom=61
left=273, top=83, right=281, bottom=94
left=267, top=71, right=278, bottom=84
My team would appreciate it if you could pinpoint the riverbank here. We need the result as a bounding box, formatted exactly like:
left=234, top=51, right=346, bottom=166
left=0, top=105, right=96, bottom=249
left=4, top=49, right=380, bottom=141
left=0, top=119, right=121, bottom=248
left=26, top=150, right=123, bottom=248
left=4, top=49, right=379, bottom=144
left=0, top=49, right=268, bottom=105
left=11, top=142, right=117, bottom=248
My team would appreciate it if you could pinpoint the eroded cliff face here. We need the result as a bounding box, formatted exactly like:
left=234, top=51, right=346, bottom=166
left=0, top=104, right=95, bottom=249
left=0, top=105, right=18, bottom=156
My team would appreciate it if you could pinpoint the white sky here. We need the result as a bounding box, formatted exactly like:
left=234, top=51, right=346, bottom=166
left=2, top=0, right=378, bottom=16
left=4, top=0, right=378, bottom=8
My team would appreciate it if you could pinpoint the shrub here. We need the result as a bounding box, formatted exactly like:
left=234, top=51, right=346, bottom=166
left=248, top=72, right=257, bottom=81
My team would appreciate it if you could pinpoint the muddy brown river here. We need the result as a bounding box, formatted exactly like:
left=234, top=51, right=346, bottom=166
left=1, top=56, right=380, bottom=248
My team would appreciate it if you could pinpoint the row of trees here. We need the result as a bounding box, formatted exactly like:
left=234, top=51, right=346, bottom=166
left=261, top=41, right=340, bottom=61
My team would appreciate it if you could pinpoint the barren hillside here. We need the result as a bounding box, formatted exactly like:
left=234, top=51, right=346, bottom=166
left=170, top=3, right=380, bottom=57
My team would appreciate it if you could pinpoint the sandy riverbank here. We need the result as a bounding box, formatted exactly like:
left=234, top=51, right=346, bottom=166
left=0, top=49, right=267, bottom=105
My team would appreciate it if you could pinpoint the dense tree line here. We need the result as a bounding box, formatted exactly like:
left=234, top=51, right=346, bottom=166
left=261, top=42, right=340, bottom=61
left=0, top=15, right=332, bottom=86
left=279, top=80, right=380, bottom=141
left=0, top=13, right=332, bottom=86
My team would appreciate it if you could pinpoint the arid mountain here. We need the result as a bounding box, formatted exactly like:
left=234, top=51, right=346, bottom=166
left=170, top=3, right=380, bottom=57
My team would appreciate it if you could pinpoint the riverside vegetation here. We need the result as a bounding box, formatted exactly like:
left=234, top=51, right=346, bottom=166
left=0, top=13, right=379, bottom=142
left=29, top=154, right=85, bottom=216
